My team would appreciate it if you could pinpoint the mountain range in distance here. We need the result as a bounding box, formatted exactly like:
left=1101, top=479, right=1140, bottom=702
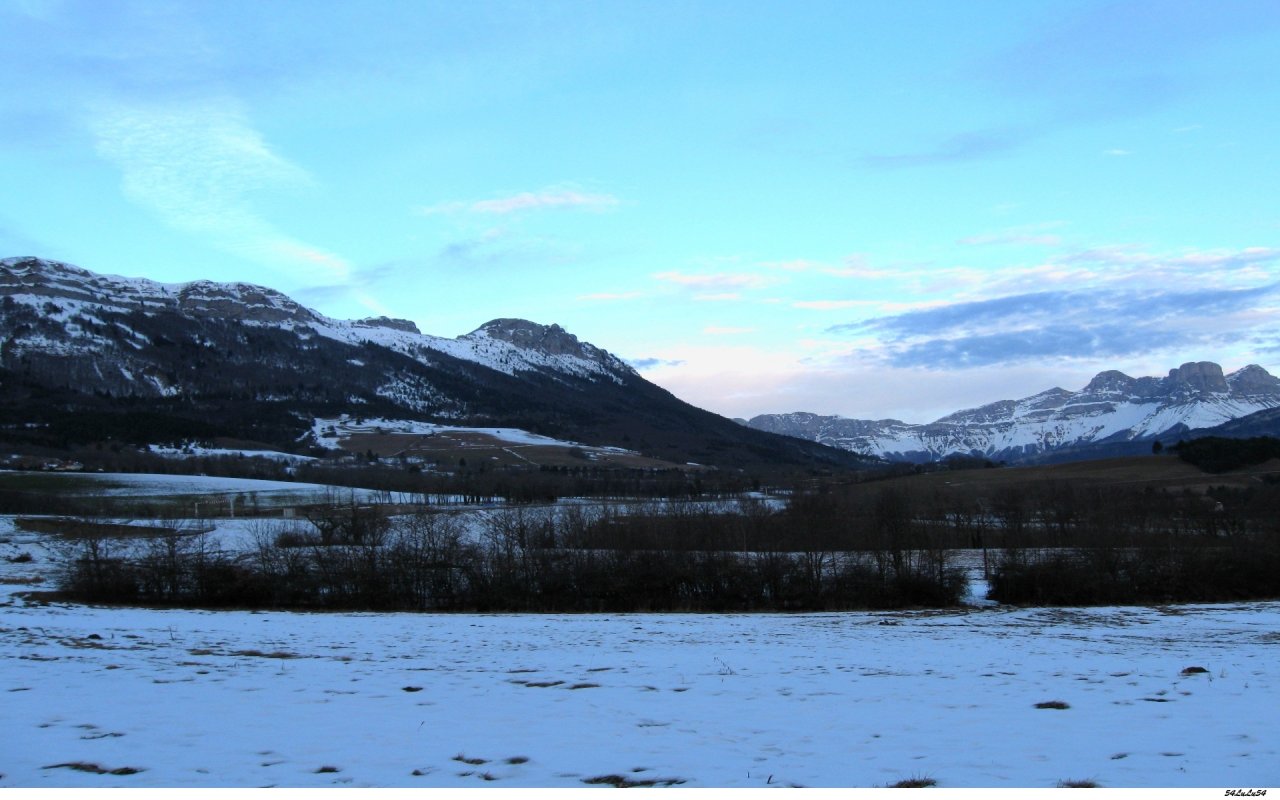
left=745, top=361, right=1280, bottom=464
left=2, top=255, right=1277, bottom=471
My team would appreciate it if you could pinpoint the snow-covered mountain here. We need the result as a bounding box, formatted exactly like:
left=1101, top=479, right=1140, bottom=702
left=746, top=362, right=1280, bottom=463
left=0, top=257, right=865, bottom=470
left=0, top=257, right=632, bottom=386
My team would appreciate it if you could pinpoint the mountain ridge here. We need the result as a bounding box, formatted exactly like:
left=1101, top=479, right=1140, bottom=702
left=746, top=361, right=1280, bottom=463
left=0, top=256, right=867, bottom=471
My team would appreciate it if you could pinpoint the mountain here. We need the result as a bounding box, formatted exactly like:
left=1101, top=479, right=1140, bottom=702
left=746, top=362, right=1280, bottom=464
left=0, top=257, right=867, bottom=471
left=1184, top=405, right=1280, bottom=440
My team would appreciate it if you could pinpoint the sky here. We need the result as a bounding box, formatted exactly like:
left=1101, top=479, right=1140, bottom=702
left=2, top=0, right=1279, bottom=423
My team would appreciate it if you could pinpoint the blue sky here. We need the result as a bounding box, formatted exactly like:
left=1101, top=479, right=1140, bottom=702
left=3, top=0, right=1278, bottom=422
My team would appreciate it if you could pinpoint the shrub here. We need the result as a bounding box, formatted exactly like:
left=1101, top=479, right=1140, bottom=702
left=889, top=774, right=937, bottom=788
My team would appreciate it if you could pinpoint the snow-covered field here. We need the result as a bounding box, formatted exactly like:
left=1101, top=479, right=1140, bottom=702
left=1, top=521, right=1277, bottom=790
left=19, top=472, right=339, bottom=497
left=310, top=415, right=629, bottom=452
left=0, top=471, right=400, bottom=509
left=146, top=445, right=317, bottom=463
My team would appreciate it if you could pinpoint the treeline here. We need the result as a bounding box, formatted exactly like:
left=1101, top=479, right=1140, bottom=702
left=0, top=455, right=768, bottom=517
left=1174, top=436, right=1280, bottom=474
left=54, top=499, right=969, bottom=612
left=932, top=479, right=1280, bottom=604
left=988, top=540, right=1280, bottom=605
left=48, top=471, right=1280, bottom=610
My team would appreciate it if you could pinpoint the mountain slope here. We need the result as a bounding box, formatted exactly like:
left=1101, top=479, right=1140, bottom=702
left=0, top=257, right=867, bottom=471
left=747, top=362, right=1280, bottom=463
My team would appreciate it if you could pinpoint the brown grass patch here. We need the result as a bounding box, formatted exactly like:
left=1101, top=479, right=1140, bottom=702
left=16, top=517, right=205, bottom=539
left=1058, top=778, right=1100, bottom=788
left=231, top=649, right=299, bottom=659
left=889, top=775, right=937, bottom=788
left=582, top=774, right=687, bottom=788
left=43, top=762, right=142, bottom=776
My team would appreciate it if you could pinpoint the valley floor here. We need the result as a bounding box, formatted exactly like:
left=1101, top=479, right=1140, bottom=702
left=1, top=572, right=1276, bottom=788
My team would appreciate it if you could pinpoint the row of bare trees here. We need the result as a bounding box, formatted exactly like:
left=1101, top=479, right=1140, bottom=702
left=51, top=474, right=1280, bottom=610
left=54, top=496, right=970, bottom=611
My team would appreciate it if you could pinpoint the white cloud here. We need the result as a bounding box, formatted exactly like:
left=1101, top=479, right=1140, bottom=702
left=653, top=270, right=775, bottom=291
left=421, top=185, right=618, bottom=216
left=576, top=291, right=645, bottom=302
left=90, top=97, right=351, bottom=284
left=820, top=255, right=902, bottom=279
left=760, top=258, right=825, bottom=272
left=791, top=300, right=873, bottom=310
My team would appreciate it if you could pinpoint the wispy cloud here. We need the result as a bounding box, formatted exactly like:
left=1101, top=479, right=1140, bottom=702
left=792, top=300, right=875, bottom=311
left=628, top=356, right=685, bottom=370
left=653, top=270, right=777, bottom=292
left=860, top=126, right=1037, bottom=169
left=1057, top=245, right=1280, bottom=276
left=90, top=97, right=352, bottom=285
left=433, top=227, right=580, bottom=270
left=761, top=259, right=824, bottom=272
left=421, top=185, right=618, bottom=216
left=829, top=281, right=1280, bottom=369
left=877, top=323, right=1203, bottom=370
left=577, top=291, right=645, bottom=302
left=822, top=255, right=907, bottom=279
left=758, top=254, right=910, bottom=280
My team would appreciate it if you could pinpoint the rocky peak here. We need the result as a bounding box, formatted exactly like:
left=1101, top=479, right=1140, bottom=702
left=1165, top=361, right=1229, bottom=394
left=2, top=257, right=97, bottom=291
left=1, top=256, right=65, bottom=276
left=356, top=316, right=421, bottom=335
left=1081, top=370, right=1136, bottom=395
left=461, top=318, right=636, bottom=379
left=1227, top=364, right=1280, bottom=395
left=472, top=319, right=588, bottom=357
left=176, top=281, right=316, bottom=325
left=936, top=399, right=1017, bottom=425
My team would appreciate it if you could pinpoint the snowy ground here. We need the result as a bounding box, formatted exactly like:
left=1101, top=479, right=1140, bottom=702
left=1, top=471, right=350, bottom=497
left=0, top=471, right=405, bottom=511
left=310, top=415, right=629, bottom=452
left=1, top=523, right=1277, bottom=790
left=146, top=445, right=317, bottom=462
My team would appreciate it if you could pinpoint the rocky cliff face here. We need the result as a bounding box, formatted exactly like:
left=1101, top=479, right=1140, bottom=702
left=747, top=361, right=1280, bottom=463
left=458, top=318, right=636, bottom=380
